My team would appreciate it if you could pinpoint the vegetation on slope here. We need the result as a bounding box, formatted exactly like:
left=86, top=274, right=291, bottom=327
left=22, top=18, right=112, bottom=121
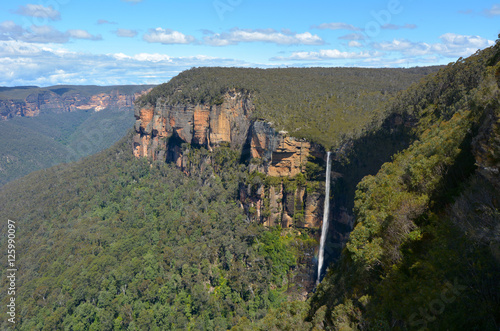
left=0, top=108, right=135, bottom=186
left=137, top=66, right=440, bottom=149
left=0, top=134, right=315, bottom=330
left=307, top=42, right=500, bottom=330
left=0, top=120, right=73, bottom=186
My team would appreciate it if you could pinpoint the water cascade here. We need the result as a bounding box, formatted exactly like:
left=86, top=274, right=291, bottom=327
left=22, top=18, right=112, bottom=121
left=317, top=151, right=332, bottom=285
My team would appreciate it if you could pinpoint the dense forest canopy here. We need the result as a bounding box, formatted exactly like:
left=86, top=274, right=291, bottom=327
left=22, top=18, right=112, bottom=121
left=305, top=42, right=500, bottom=330
left=0, top=108, right=136, bottom=186
left=0, top=84, right=155, bottom=186
left=138, top=66, right=440, bottom=149
left=0, top=133, right=317, bottom=330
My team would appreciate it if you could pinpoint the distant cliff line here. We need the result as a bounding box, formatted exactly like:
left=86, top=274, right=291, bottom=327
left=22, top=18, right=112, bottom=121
left=0, top=85, right=155, bottom=120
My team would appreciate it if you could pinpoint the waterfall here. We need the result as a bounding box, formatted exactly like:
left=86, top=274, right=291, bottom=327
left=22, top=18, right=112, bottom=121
left=317, top=151, right=332, bottom=285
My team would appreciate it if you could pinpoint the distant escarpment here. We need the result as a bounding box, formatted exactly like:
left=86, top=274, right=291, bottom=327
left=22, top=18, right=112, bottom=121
left=0, top=85, right=154, bottom=120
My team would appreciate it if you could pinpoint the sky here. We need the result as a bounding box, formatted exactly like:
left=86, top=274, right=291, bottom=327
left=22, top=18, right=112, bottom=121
left=0, top=0, right=498, bottom=87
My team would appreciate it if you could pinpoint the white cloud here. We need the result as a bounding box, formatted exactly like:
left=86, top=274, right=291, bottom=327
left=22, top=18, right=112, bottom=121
left=0, top=40, right=248, bottom=86
left=484, top=4, right=500, bottom=16
left=23, top=25, right=69, bottom=43
left=113, top=53, right=172, bottom=62
left=273, top=34, right=492, bottom=63
left=0, top=21, right=23, bottom=32
left=373, top=39, right=422, bottom=52
left=0, top=40, right=44, bottom=56
left=355, top=56, right=441, bottom=68
left=133, top=53, right=172, bottom=62
left=115, top=29, right=138, bottom=38
left=0, top=21, right=104, bottom=44
left=143, top=28, right=195, bottom=44
left=273, top=49, right=378, bottom=61
left=0, top=21, right=25, bottom=40
left=439, top=33, right=493, bottom=49
left=313, top=23, right=361, bottom=31
left=15, top=4, right=61, bottom=21
left=204, top=28, right=324, bottom=46
left=459, top=4, right=500, bottom=17
left=372, top=34, right=494, bottom=58
left=67, top=29, right=102, bottom=40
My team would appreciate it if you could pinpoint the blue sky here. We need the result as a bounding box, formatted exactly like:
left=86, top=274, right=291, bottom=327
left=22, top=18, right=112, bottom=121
left=0, top=0, right=498, bottom=86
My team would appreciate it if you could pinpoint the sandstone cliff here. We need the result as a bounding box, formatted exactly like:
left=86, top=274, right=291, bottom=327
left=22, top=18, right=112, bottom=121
left=133, top=90, right=327, bottom=228
left=0, top=86, right=153, bottom=120
left=133, top=90, right=253, bottom=162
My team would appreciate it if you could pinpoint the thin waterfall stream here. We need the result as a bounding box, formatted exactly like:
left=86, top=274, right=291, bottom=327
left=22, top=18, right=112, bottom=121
left=317, top=151, right=332, bottom=285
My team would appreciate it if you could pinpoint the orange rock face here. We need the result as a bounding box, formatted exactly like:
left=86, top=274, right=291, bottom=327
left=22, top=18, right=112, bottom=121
left=267, top=136, right=312, bottom=177
left=139, top=106, right=154, bottom=131
left=77, top=91, right=148, bottom=112
left=250, top=131, right=268, bottom=159
left=210, top=109, right=231, bottom=144
left=134, top=90, right=326, bottom=229
left=1, top=87, right=153, bottom=120
left=133, top=90, right=254, bottom=163
left=193, top=106, right=210, bottom=145
left=247, top=122, right=322, bottom=179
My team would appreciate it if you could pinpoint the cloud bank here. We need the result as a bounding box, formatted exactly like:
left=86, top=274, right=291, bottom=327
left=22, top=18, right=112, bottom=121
left=15, top=4, right=61, bottom=21
left=143, top=28, right=195, bottom=44
left=0, top=40, right=249, bottom=86
left=0, top=21, right=101, bottom=43
left=204, top=28, right=324, bottom=46
left=373, top=33, right=494, bottom=57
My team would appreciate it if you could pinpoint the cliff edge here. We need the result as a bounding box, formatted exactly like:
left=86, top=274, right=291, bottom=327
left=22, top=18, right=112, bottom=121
left=133, top=90, right=326, bottom=228
left=0, top=85, right=154, bottom=120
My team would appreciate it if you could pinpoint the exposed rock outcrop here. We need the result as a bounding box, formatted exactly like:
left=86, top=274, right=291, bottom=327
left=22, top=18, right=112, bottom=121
left=240, top=181, right=324, bottom=229
left=247, top=121, right=322, bottom=177
left=133, top=90, right=327, bottom=228
left=133, top=90, right=254, bottom=163
left=0, top=86, right=153, bottom=120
